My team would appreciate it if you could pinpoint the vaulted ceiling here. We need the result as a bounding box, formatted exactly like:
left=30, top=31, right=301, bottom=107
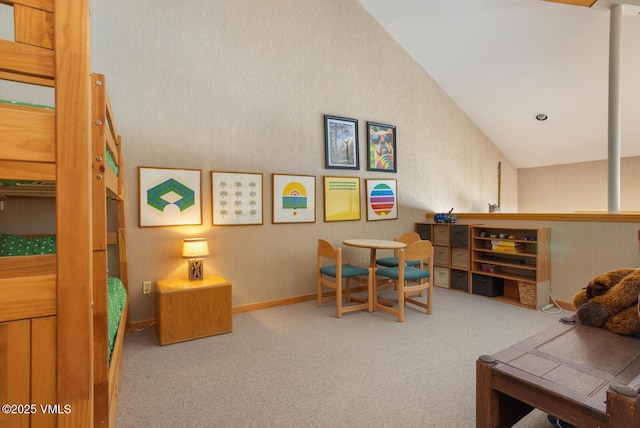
left=358, top=0, right=640, bottom=169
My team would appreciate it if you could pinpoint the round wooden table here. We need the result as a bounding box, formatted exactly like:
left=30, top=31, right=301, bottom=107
left=342, top=238, right=406, bottom=268
left=342, top=239, right=407, bottom=311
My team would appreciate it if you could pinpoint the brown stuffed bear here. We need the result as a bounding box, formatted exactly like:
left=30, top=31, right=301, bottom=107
left=572, top=268, right=640, bottom=337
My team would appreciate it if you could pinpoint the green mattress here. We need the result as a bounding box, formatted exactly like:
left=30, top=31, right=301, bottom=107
left=0, top=98, right=54, bottom=110
left=108, top=276, right=127, bottom=363
left=0, top=233, right=56, bottom=256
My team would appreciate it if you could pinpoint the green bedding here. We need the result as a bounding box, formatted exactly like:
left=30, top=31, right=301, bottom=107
left=0, top=233, right=56, bottom=256
left=106, top=150, right=118, bottom=176
left=108, top=276, right=127, bottom=363
left=0, top=99, right=54, bottom=110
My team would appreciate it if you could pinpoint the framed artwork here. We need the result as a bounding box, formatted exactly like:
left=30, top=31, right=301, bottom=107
left=272, top=173, right=316, bottom=224
left=211, top=171, right=263, bottom=225
left=367, top=122, right=396, bottom=172
left=324, top=115, right=359, bottom=170
left=139, top=166, right=202, bottom=227
left=366, top=178, right=398, bottom=221
left=323, top=176, right=361, bottom=222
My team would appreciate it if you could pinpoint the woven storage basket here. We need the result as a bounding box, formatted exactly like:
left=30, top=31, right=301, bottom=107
left=518, top=281, right=537, bottom=307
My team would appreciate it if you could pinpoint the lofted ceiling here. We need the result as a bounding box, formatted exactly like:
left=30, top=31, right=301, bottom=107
left=358, top=0, right=640, bottom=169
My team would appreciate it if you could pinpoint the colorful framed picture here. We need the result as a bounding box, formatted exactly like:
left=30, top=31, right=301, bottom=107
left=272, top=173, right=316, bottom=224
left=367, top=122, right=396, bottom=172
left=324, top=115, right=359, bottom=170
left=366, top=178, right=398, bottom=221
left=139, top=166, right=202, bottom=227
left=323, top=176, right=361, bottom=222
left=211, top=171, right=263, bottom=226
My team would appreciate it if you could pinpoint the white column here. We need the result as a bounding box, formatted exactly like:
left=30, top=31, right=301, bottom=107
left=608, top=4, right=622, bottom=213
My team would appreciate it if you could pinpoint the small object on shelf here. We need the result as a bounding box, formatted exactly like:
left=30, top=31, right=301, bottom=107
left=182, top=238, right=210, bottom=280
left=434, top=208, right=457, bottom=223
left=481, top=263, right=500, bottom=273
left=483, top=254, right=525, bottom=264
left=491, top=240, right=525, bottom=253
left=479, top=231, right=487, bottom=237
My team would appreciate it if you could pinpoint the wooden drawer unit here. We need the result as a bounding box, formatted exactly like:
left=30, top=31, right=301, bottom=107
left=433, top=245, right=450, bottom=267
left=451, top=248, right=469, bottom=270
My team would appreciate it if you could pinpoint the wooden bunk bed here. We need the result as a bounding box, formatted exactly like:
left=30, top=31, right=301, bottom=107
left=0, top=1, right=128, bottom=427
left=91, top=72, right=130, bottom=428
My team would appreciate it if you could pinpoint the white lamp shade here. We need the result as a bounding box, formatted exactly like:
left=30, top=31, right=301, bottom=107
left=182, top=238, right=209, bottom=259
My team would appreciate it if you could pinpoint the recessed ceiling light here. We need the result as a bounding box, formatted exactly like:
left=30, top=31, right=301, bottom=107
left=535, top=113, right=548, bottom=121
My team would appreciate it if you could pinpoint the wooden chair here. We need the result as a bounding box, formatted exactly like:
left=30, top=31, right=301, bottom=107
left=374, top=240, right=434, bottom=322
left=376, top=232, right=423, bottom=297
left=317, top=239, right=370, bottom=318
left=375, top=232, right=421, bottom=268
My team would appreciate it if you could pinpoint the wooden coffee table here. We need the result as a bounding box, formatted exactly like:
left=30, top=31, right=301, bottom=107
left=476, top=321, right=640, bottom=427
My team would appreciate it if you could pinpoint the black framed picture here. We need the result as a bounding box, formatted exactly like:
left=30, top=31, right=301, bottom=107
left=367, top=122, right=396, bottom=173
left=324, top=115, right=359, bottom=170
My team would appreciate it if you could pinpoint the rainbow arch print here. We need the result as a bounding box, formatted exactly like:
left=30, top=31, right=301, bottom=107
left=282, top=181, right=308, bottom=212
left=366, top=179, right=398, bottom=221
left=272, top=174, right=316, bottom=224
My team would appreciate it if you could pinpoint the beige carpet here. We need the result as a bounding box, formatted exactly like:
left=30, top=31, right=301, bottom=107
left=116, top=286, right=568, bottom=427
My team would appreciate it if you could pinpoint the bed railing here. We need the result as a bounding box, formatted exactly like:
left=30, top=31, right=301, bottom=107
left=0, top=0, right=55, bottom=86
left=0, top=254, right=56, bottom=322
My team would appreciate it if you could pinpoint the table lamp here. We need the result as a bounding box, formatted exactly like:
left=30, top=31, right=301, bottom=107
left=182, top=238, right=209, bottom=280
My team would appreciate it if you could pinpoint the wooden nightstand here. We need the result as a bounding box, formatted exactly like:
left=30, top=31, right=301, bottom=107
left=155, top=274, right=232, bottom=345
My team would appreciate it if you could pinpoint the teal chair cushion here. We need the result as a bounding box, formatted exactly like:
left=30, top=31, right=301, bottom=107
left=320, top=264, right=368, bottom=278
left=376, top=266, right=430, bottom=281
left=376, top=257, right=420, bottom=267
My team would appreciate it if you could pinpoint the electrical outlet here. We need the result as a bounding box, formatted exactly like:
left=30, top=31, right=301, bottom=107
left=142, top=281, right=152, bottom=295
left=541, top=303, right=555, bottom=311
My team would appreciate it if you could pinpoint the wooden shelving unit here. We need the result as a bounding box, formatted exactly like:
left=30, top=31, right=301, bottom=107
left=470, top=225, right=550, bottom=309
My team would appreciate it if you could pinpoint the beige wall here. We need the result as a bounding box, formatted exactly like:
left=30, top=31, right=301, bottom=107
left=2, top=0, right=516, bottom=323
left=518, top=156, right=640, bottom=213
left=86, top=0, right=518, bottom=322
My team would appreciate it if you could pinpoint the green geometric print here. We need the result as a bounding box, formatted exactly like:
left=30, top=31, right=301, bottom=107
left=147, top=178, right=195, bottom=212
